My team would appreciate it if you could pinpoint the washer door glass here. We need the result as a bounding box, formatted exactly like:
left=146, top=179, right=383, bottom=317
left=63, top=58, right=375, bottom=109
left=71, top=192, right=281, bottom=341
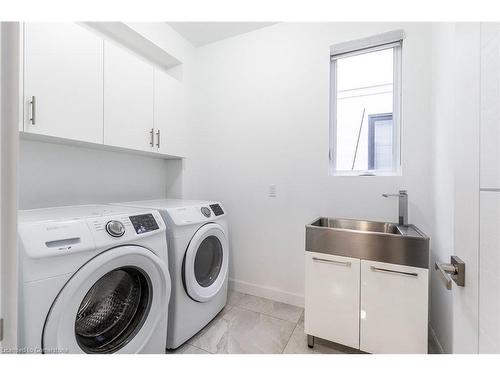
left=74, top=267, right=151, bottom=354
left=194, top=236, right=223, bottom=287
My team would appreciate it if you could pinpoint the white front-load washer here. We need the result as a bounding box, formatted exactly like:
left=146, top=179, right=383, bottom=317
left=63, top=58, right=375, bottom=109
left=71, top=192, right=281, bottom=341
left=113, top=199, right=228, bottom=349
left=17, top=204, right=171, bottom=354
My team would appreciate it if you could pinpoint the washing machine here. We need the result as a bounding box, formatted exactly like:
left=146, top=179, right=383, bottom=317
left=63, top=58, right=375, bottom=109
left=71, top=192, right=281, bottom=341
left=114, top=199, right=228, bottom=349
left=17, top=204, right=171, bottom=354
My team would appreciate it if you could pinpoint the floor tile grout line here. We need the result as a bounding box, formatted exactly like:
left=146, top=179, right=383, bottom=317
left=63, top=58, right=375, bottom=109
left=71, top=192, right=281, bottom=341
left=281, top=321, right=300, bottom=354
left=186, top=344, right=212, bottom=355
left=189, top=341, right=215, bottom=354
left=227, top=302, right=303, bottom=324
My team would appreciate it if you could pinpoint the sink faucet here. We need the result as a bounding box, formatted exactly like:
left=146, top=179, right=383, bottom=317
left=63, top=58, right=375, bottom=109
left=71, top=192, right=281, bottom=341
left=382, top=190, right=408, bottom=226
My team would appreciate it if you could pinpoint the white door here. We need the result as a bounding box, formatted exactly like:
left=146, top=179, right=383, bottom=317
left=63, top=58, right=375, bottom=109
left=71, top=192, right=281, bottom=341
left=23, top=23, right=104, bottom=143
left=183, top=223, right=229, bottom=302
left=360, top=260, right=428, bottom=354
left=43, top=246, right=170, bottom=353
left=304, top=252, right=360, bottom=349
left=478, top=23, right=500, bottom=353
left=449, top=23, right=481, bottom=354
left=154, top=68, right=187, bottom=156
left=103, top=41, right=154, bottom=152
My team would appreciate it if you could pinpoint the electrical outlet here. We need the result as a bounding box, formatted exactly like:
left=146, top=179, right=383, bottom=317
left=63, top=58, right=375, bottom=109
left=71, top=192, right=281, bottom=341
left=268, top=184, right=277, bottom=198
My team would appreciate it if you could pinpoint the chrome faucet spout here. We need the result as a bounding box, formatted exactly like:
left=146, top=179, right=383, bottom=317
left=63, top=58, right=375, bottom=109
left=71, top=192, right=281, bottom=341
left=382, top=190, right=408, bottom=226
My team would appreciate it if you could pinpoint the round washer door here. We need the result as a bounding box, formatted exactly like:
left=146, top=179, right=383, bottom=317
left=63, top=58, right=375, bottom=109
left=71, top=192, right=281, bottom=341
left=43, top=246, right=170, bottom=354
left=183, top=223, right=228, bottom=302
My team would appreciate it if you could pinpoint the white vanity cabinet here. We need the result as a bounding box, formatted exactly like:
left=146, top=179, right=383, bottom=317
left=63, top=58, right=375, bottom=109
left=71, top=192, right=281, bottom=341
left=305, top=252, right=428, bottom=354
left=359, top=260, right=428, bottom=354
left=103, top=41, right=155, bottom=152
left=153, top=68, right=187, bottom=156
left=305, top=252, right=360, bottom=349
left=23, top=23, right=104, bottom=143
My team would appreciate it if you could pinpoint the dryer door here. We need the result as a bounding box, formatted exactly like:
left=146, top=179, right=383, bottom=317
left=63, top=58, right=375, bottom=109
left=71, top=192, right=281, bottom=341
left=43, top=245, right=170, bottom=354
left=183, top=223, right=229, bottom=302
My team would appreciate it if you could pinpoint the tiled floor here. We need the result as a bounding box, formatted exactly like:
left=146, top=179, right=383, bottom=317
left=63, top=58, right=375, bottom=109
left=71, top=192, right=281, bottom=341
left=170, top=290, right=441, bottom=354
left=170, top=290, right=363, bottom=354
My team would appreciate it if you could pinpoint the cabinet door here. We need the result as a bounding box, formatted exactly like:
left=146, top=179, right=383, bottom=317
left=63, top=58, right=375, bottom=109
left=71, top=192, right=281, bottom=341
left=305, top=252, right=360, bottom=349
left=24, top=23, right=103, bottom=143
left=154, top=68, right=187, bottom=156
left=103, top=41, right=154, bottom=152
left=360, top=260, right=428, bottom=354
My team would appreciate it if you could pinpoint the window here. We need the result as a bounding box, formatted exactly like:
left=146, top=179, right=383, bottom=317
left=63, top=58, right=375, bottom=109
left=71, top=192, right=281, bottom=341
left=330, top=31, right=403, bottom=176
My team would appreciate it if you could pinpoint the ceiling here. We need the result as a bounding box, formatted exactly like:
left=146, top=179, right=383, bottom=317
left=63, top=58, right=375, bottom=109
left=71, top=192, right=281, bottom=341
left=167, top=22, right=277, bottom=47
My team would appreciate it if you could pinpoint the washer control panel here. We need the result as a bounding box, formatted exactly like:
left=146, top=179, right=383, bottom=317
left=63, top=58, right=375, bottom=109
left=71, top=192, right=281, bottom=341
left=210, top=204, right=224, bottom=216
left=105, top=220, right=125, bottom=237
left=129, top=213, right=159, bottom=234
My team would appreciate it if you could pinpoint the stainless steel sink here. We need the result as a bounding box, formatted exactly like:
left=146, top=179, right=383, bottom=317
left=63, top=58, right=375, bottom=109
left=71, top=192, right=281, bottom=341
left=306, top=218, right=429, bottom=268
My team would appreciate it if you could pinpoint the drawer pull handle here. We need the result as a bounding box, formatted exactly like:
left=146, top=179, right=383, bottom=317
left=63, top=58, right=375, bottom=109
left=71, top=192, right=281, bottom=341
left=370, top=266, right=418, bottom=278
left=312, top=257, right=351, bottom=267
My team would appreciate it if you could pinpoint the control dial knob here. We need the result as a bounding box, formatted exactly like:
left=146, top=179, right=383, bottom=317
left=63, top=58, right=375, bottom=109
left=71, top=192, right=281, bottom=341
left=106, top=220, right=125, bottom=237
left=201, top=207, right=211, bottom=218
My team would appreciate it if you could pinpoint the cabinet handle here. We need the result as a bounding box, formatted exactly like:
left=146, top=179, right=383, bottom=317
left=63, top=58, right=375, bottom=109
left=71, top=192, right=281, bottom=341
left=370, top=266, right=418, bottom=278
left=156, top=129, right=160, bottom=148
left=149, top=128, right=154, bottom=146
left=30, top=96, right=36, bottom=125
left=312, top=256, right=351, bottom=267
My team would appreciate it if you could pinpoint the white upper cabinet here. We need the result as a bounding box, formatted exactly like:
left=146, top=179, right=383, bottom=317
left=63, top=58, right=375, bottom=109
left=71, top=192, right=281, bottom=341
left=153, top=68, right=187, bottom=157
left=23, top=23, right=104, bottom=143
left=359, top=260, right=428, bottom=354
left=103, top=41, right=154, bottom=152
left=480, top=23, right=500, bottom=189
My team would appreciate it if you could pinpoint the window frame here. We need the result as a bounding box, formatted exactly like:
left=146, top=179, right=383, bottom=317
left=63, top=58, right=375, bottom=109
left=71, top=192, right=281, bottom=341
left=329, top=39, right=403, bottom=177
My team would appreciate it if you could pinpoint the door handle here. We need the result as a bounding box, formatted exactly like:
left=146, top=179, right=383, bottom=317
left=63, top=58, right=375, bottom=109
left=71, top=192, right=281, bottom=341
left=30, top=96, right=36, bottom=125
left=312, top=256, right=351, bottom=267
left=149, top=128, right=154, bottom=147
left=155, top=129, right=160, bottom=148
left=435, top=256, right=465, bottom=290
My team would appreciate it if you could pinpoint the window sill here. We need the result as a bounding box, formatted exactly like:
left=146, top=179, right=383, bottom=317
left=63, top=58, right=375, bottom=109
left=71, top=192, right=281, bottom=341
left=331, top=170, right=402, bottom=177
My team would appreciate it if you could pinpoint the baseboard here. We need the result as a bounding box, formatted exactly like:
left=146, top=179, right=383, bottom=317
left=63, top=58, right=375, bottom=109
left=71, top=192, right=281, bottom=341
left=429, top=324, right=445, bottom=354
left=229, top=278, right=304, bottom=307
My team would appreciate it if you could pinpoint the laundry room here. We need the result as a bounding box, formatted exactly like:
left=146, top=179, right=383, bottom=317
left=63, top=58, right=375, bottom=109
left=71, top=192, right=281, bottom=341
left=1, top=1, right=500, bottom=374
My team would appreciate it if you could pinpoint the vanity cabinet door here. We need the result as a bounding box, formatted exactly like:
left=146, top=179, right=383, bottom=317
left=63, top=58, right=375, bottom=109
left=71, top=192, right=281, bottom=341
left=305, top=252, right=360, bottom=349
left=360, top=260, right=428, bottom=354
left=24, top=23, right=104, bottom=143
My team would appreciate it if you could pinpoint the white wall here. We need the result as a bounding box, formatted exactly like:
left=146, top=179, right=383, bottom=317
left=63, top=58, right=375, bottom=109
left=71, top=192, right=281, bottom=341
left=18, top=139, right=183, bottom=209
left=429, top=23, right=456, bottom=354
left=183, top=23, right=435, bottom=306
left=1, top=21, right=20, bottom=351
